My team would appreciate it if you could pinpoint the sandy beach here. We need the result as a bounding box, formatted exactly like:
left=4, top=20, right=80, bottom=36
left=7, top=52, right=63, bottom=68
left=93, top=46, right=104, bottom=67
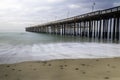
left=0, top=58, right=120, bottom=80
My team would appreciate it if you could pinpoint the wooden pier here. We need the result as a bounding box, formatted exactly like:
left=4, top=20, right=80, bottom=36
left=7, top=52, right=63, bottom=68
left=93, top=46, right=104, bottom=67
left=26, top=6, right=120, bottom=41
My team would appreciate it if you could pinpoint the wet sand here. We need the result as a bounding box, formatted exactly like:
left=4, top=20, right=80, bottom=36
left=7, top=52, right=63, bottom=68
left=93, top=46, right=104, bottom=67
left=0, top=58, right=120, bottom=80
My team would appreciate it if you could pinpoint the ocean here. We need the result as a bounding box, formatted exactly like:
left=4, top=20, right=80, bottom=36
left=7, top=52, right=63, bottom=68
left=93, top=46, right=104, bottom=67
left=0, top=32, right=120, bottom=64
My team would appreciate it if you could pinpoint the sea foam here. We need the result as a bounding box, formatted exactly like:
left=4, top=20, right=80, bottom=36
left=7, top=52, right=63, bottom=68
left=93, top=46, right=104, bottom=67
left=0, top=42, right=120, bottom=64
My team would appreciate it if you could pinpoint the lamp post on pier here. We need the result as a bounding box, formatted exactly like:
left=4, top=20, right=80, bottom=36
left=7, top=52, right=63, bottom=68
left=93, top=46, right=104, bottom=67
left=92, top=1, right=96, bottom=12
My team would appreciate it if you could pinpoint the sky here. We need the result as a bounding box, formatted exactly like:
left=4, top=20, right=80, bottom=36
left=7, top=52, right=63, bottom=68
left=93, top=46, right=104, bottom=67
left=0, top=0, right=119, bottom=32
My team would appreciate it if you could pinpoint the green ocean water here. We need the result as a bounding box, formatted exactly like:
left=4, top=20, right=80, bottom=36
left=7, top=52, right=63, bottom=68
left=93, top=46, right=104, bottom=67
left=0, top=32, right=119, bottom=64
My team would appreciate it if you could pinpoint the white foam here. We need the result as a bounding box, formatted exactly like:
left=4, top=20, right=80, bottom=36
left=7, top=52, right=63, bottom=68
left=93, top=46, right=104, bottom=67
left=0, top=42, right=120, bottom=64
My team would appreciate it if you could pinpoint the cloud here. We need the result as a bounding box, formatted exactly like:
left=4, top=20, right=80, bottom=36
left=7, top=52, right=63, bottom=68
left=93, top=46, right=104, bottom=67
left=33, top=6, right=52, bottom=11
left=113, top=2, right=120, bottom=6
left=0, top=0, right=118, bottom=31
left=47, top=0, right=65, bottom=3
left=68, top=4, right=81, bottom=9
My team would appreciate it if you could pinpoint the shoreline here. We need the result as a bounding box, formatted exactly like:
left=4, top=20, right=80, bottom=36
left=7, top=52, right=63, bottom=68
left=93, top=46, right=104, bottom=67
left=0, top=57, right=120, bottom=80
left=0, top=57, right=119, bottom=65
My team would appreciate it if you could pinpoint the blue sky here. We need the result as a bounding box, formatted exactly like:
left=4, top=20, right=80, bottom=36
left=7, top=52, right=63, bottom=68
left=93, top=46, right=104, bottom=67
left=0, top=0, right=119, bottom=31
